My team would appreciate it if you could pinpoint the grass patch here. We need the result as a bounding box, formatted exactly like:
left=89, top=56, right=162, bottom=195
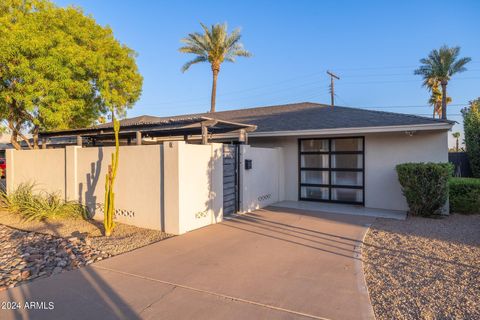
left=1, top=183, right=87, bottom=221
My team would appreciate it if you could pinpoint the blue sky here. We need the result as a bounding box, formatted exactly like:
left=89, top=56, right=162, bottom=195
left=55, top=0, right=480, bottom=146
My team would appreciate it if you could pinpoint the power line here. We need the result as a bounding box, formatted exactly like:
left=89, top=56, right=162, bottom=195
left=333, top=61, right=480, bottom=71
left=144, top=76, right=479, bottom=107
left=140, top=79, right=330, bottom=107
left=340, top=69, right=480, bottom=78
left=351, top=103, right=467, bottom=109
left=135, top=62, right=479, bottom=108
left=341, top=77, right=480, bottom=85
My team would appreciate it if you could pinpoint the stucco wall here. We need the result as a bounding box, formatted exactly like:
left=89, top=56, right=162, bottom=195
left=7, top=145, right=164, bottom=230
left=6, top=148, right=66, bottom=196
left=239, top=145, right=285, bottom=212
left=364, top=130, right=449, bottom=211
left=75, top=145, right=163, bottom=230
left=7, top=142, right=225, bottom=234
left=164, top=142, right=223, bottom=234
left=247, top=137, right=298, bottom=201
left=248, top=130, right=449, bottom=211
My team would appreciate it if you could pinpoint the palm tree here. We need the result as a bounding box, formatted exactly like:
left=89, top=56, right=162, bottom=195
left=452, top=132, right=461, bottom=152
left=179, top=23, right=251, bottom=113
left=425, top=78, right=451, bottom=118
left=414, top=46, right=471, bottom=120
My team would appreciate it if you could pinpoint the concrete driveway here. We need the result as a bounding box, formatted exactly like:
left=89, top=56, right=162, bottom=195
left=0, top=207, right=375, bottom=320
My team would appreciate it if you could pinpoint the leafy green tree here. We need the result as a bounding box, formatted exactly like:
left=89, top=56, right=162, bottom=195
left=463, top=99, right=480, bottom=177
left=414, top=46, right=471, bottom=120
left=179, top=23, right=251, bottom=113
left=0, top=0, right=143, bottom=149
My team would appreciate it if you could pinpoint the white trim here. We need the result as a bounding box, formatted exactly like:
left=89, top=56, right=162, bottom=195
left=213, top=123, right=453, bottom=139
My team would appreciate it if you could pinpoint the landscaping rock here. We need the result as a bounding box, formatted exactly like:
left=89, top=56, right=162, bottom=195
left=0, top=225, right=111, bottom=290
left=363, top=214, right=480, bottom=320
left=52, top=267, right=63, bottom=274
left=56, top=260, right=67, bottom=268
left=21, top=270, right=30, bottom=279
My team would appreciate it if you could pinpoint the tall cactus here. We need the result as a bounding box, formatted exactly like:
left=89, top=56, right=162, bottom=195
left=104, top=116, right=120, bottom=237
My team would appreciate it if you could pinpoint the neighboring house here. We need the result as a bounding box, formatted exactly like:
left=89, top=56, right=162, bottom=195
left=0, top=133, right=12, bottom=159
left=38, top=102, right=453, bottom=213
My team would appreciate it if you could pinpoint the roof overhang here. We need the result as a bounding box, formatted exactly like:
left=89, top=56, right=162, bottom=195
left=212, top=122, right=453, bottom=139
left=39, top=117, right=257, bottom=140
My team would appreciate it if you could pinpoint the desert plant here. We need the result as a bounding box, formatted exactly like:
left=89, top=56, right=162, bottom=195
left=396, top=163, right=453, bottom=216
left=1, top=183, right=87, bottom=221
left=449, top=177, right=480, bottom=214
left=179, top=23, right=251, bottom=113
left=463, top=99, right=480, bottom=177
left=414, top=45, right=471, bottom=119
left=103, top=117, right=120, bottom=237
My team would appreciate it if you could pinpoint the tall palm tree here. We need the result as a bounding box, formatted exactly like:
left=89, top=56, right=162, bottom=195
left=452, top=132, right=461, bottom=152
left=414, top=45, right=471, bottom=120
left=425, top=78, right=451, bottom=118
left=179, top=23, right=251, bottom=113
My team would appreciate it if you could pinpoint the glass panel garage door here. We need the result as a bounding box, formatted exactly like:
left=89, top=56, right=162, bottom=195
left=299, top=137, right=364, bottom=205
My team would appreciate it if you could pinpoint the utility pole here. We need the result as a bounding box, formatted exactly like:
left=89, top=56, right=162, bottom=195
left=327, top=71, right=340, bottom=107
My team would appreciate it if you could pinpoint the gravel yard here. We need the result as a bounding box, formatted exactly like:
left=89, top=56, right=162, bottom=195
left=0, top=210, right=171, bottom=255
left=0, top=210, right=172, bottom=290
left=362, top=214, right=480, bottom=319
left=0, top=225, right=110, bottom=290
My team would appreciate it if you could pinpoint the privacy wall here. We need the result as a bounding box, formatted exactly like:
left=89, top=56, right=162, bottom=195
left=164, top=142, right=223, bottom=234
left=6, top=149, right=66, bottom=196
left=6, top=142, right=224, bottom=234
left=239, top=145, right=285, bottom=212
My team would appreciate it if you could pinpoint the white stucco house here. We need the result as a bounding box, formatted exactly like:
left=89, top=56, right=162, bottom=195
left=152, top=102, right=453, bottom=212
left=8, top=102, right=453, bottom=234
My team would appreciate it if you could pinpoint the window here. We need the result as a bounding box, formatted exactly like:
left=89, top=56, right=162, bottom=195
left=298, top=137, right=364, bottom=205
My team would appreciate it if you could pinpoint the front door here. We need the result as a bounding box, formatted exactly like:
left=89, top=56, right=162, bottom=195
left=298, top=137, right=364, bottom=205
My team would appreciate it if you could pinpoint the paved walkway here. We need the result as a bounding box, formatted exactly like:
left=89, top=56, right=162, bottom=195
left=273, top=200, right=406, bottom=220
left=0, top=207, right=376, bottom=320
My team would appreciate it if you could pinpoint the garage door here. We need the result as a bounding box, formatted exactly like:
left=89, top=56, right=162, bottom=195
left=298, top=137, right=364, bottom=205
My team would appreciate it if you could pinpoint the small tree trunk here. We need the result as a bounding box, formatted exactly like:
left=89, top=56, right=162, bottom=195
left=10, top=130, right=21, bottom=150
left=16, top=130, right=33, bottom=150
left=210, top=68, right=219, bottom=113
left=456, top=138, right=459, bottom=152
left=441, top=80, right=448, bottom=120
left=7, top=121, right=33, bottom=150
left=32, top=126, right=39, bottom=149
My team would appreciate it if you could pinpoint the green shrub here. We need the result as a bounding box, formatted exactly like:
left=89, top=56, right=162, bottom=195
left=449, top=178, right=480, bottom=214
left=396, top=162, right=453, bottom=216
left=1, top=183, right=87, bottom=221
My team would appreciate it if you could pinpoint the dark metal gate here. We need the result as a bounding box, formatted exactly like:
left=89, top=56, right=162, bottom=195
left=223, top=144, right=239, bottom=215
left=449, top=152, right=473, bottom=177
